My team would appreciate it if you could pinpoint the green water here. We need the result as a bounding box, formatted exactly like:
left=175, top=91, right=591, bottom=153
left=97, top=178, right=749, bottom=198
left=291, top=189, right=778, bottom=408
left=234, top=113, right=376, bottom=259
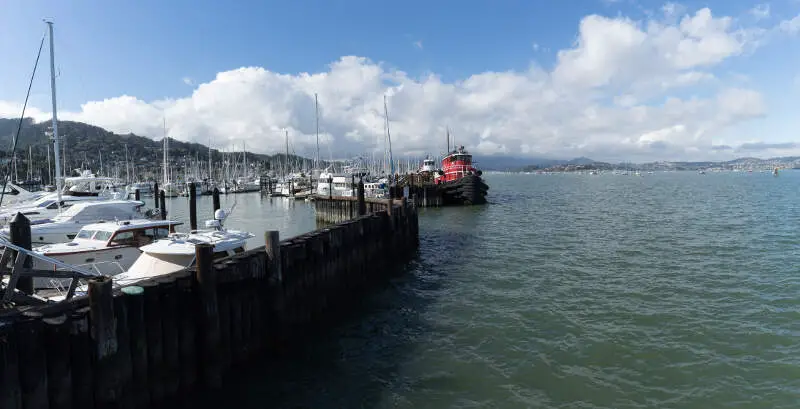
left=192, top=172, right=800, bottom=408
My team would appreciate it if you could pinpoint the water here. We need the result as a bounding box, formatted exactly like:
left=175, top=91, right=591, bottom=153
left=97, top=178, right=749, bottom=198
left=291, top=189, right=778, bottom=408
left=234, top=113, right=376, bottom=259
left=193, top=172, right=800, bottom=408
left=156, top=193, right=318, bottom=248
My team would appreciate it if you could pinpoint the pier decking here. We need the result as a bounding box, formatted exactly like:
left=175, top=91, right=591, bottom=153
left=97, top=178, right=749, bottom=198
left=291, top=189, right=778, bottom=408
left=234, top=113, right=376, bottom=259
left=0, top=199, right=418, bottom=408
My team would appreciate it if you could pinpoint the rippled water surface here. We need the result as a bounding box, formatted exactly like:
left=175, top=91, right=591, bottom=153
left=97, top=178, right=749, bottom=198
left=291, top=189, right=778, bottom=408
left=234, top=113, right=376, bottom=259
left=192, top=172, right=800, bottom=408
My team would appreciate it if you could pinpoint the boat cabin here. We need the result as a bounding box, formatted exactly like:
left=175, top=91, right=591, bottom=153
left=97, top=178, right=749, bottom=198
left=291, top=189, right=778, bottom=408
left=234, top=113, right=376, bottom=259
left=74, top=219, right=181, bottom=248
left=436, top=146, right=481, bottom=183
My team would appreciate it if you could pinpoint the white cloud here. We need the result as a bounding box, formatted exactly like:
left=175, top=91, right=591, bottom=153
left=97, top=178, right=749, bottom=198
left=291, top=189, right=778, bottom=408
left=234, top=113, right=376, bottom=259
left=0, top=6, right=789, bottom=162
left=182, top=77, right=194, bottom=86
left=749, top=4, right=770, bottom=20
left=413, top=40, right=423, bottom=49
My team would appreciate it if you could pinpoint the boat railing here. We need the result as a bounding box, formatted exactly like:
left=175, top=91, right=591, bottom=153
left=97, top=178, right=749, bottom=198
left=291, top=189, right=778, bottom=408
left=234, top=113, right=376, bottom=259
left=0, top=238, right=102, bottom=304
left=47, top=260, right=127, bottom=298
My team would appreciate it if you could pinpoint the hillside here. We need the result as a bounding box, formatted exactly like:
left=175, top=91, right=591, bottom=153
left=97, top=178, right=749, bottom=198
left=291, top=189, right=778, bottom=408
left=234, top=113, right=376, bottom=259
left=0, top=117, right=316, bottom=182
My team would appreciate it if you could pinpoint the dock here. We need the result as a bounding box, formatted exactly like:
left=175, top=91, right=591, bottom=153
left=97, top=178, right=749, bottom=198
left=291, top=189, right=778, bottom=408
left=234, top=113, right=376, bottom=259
left=0, top=195, right=418, bottom=408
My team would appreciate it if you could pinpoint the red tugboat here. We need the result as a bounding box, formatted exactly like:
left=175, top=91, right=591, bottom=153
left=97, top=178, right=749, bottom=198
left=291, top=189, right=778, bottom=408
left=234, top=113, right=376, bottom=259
left=434, top=145, right=489, bottom=205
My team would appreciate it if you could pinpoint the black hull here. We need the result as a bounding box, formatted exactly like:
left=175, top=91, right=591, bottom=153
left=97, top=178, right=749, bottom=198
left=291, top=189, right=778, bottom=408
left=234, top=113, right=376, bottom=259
left=437, top=175, right=489, bottom=205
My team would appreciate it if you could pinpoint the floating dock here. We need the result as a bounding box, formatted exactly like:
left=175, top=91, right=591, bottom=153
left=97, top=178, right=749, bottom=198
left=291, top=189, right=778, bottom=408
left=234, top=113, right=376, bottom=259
left=0, top=198, right=418, bottom=408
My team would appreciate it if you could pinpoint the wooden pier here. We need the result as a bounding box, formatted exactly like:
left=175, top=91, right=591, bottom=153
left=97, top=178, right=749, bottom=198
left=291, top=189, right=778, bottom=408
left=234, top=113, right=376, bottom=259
left=0, top=200, right=418, bottom=408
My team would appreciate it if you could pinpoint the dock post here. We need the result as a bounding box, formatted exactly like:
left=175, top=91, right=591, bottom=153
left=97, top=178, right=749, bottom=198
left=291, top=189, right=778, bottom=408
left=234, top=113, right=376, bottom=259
left=121, top=285, right=150, bottom=408
left=89, top=276, right=121, bottom=408
left=195, top=243, right=222, bottom=389
left=212, top=188, right=220, bottom=213
left=43, top=314, right=72, bottom=409
left=0, top=320, right=21, bottom=409
left=328, top=176, right=333, bottom=199
left=69, top=307, right=94, bottom=409
left=153, top=182, right=159, bottom=209
left=134, top=188, right=140, bottom=201
left=357, top=177, right=366, bottom=216
left=189, top=182, right=197, bottom=230
left=16, top=311, right=47, bottom=409
left=159, top=190, right=166, bottom=220
left=141, top=280, right=164, bottom=404
left=9, top=213, right=32, bottom=295
left=265, top=231, right=281, bottom=283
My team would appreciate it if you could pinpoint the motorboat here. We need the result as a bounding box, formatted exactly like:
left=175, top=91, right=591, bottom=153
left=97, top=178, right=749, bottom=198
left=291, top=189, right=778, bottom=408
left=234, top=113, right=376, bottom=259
left=31, top=219, right=182, bottom=288
left=110, top=209, right=254, bottom=287
left=0, top=199, right=152, bottom=244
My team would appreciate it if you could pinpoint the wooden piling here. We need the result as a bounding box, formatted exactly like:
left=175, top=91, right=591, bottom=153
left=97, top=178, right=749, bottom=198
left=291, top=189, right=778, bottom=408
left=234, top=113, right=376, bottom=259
left=89, top=277, right=120, bottom=408
left=189, top=182, right=197, bottom=231
left=153, top=182, right=159, bottom=209
left=43, top=314, right=72, bottom=409
left=265, top=231, right=281, bottom=283
left=174, top=271, right=197, bottom=394
left=120, top=286, right=148, bottom=409
left=159, top=190, right=167, bottom=220
left=194, top=243, right=222, bottom=389
left=141, top=280, right=165, bottom=405
left=69, top=307, right=93, bottom=409
left=134, top=189, right=140, bottom=201
left=0, top=319, right=22, bottom=409
left=16, top=311, right=48, bottom=409
left=156, top=276, right=180, bottom=400
left=212, top=188, right=220, bottom=213
left=9, top=212, right=33, bottom=295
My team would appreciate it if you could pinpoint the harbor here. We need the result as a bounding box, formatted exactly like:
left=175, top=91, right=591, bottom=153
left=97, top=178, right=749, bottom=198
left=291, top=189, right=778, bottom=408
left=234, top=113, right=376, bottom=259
left=0, top=190, right=419, bottom=408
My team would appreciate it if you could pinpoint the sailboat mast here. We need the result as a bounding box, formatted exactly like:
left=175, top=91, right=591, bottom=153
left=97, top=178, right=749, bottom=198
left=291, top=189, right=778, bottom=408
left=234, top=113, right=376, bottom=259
left=47, top=143, right=51, bottom=185
left=383, top=95, right=394, bottom=183
left=124, top=144, right=130, bottom=183
left=284, top=129, right=289, bottom=178
left=46, top=21, right=63, bottom=203
left=162, top=118, right=168, bottom=186
left=315, top=93, right=320, bottom=170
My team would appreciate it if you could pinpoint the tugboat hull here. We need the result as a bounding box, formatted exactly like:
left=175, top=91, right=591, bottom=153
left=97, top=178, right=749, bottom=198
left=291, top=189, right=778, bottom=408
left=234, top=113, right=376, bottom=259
left=437, top=174, right=488, bottom=205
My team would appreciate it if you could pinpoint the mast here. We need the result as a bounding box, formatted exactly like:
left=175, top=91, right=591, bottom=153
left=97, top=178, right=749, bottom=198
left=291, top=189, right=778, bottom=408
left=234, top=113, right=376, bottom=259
left=208, top=141, right=212, bottom=182
left=383, top=95, right=394, bottom=184
left=46, top=21, right=63, bottom=204
left=28, top=146, right=32, bottom=181
left=446, top=126, right=450, bottom=153
left=162, top=118, right=168, bottom=186
left=315, top=93, right=320, bottom=170
left=124, top=144, right=130, bottom=183
left=46, top=142, right=51, bottom=185
left=284, top=129, right=289, bottom=179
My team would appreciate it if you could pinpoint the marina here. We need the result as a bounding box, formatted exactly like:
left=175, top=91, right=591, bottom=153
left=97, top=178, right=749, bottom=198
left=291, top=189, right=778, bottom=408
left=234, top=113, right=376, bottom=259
left=4, top=3, right=800, bottom=408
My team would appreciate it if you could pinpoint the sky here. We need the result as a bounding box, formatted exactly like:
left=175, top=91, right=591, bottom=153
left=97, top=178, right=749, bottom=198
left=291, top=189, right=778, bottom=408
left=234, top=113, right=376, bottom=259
left=2, top=0, right=800, bottom=162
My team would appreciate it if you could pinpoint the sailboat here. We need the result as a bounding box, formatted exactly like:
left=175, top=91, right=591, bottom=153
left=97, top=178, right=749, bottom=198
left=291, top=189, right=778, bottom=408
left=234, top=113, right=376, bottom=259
left=160, top=120, right=180, bottom=197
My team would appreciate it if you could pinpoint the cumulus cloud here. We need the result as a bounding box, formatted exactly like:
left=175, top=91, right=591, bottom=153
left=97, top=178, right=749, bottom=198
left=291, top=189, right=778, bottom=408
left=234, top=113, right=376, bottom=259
left=749, top=4, right=770, bottom=20
left=0, top=6, right=792, bottom=161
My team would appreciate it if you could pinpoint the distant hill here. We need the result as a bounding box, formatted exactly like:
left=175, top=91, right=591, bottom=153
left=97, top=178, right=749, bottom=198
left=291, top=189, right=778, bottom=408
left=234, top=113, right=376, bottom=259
left=0, top=117, right=317, bottom=182
left=474, top=155, right=598, bottom=171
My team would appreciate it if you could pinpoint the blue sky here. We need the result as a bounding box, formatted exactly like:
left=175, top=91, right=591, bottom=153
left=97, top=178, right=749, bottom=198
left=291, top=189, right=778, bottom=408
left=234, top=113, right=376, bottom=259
left=2, top=0, right=800, bottom=161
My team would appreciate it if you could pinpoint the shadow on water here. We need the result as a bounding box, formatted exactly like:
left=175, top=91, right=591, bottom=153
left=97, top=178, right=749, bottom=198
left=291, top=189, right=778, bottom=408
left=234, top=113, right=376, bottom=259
left=188, top=226, right=484, bottom=409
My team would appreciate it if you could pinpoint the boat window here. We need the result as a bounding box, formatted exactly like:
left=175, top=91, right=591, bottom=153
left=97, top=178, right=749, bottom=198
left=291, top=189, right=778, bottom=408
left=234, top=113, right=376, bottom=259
left=213, top=250, right=229, bottom=259
left=76, top=230, right=97, bottom=240
left=94, top=231, right=113, bottom=241
left=234, top=247, right=244, bottom=254
left=37, top=200, right=55, bottom=208
left=45, top=202, right=59, bottom=210
left=110, top=231, right=135, bottom=246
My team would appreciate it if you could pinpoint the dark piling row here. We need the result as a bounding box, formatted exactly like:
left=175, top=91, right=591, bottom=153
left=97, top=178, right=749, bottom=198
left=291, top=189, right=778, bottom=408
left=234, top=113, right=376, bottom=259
left=0, top=200, right=418, bottom=408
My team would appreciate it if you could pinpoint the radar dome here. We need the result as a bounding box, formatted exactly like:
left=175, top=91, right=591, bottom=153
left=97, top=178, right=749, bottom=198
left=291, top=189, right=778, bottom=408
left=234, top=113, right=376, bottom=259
left=214, top=209, right=227, bottom=221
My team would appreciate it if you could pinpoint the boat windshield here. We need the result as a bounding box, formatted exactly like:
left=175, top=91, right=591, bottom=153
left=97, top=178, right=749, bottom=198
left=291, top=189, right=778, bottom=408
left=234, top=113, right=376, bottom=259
left=76, top=229, right=97, bottom=240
